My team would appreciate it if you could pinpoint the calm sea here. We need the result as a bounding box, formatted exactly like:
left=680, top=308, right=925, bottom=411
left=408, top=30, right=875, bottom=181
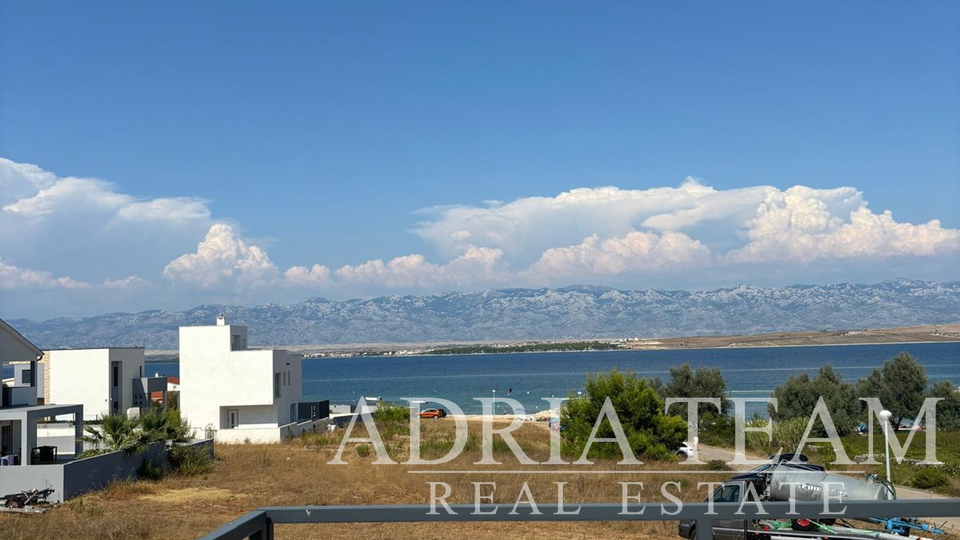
left=145, top=342, right=960, bottom=416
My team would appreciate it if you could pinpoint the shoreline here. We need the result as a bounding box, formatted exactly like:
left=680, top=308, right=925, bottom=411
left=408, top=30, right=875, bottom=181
left=145, top=335, right=960, bottom=363
left=143, top=323, right=960, bottom=360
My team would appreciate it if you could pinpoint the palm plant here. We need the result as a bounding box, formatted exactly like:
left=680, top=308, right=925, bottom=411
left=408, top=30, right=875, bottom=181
left=80, top=413, right=143, bottom=455
left=79, top=408, right=195, bottom=458
left=139, top=407, right=194, bottom=444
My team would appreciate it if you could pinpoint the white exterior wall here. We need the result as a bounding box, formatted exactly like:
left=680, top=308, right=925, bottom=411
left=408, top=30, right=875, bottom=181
left=273, top=350, right=302, bottom=426
left=49, top=349, right=110, bottom=420
left=179, top=321, right=302, bottom=441
left=48, top=348, right=145, bottom=420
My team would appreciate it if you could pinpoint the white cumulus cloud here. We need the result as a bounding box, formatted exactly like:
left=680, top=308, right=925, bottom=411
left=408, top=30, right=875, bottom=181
left=526, top=231, right=712, bottom=280
left=163, top=226, right=505, bottom=291
left=728, top=186, right=960, bottom=263
left=3, top=177, right=131, bottom=218
left=3, top=170, right=211, bottom=225
left=0, top=259, right=90, bottom=290
left=0, top=259, right=144, bottom=291
left=413, top=179, right=774, bottom=260
left=283, top=264, right=333, bottom=287
left=0, top=158, right=215, bottom=291
left=0, top=158, right=58, bottom=205
left=4, top=155, right=959, bottom=310
left=163, top=223, right=280, bottom=287
left=334, top=246, right=506, bottom=289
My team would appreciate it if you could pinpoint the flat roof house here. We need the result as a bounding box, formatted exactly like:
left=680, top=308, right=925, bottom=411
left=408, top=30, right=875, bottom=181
left=47, top=347, right=168, bottom=421
left=1, top=319, right=214, bottom=503
left=179, top=314, right=321, bottom=443
left=0, top=318, right=82, bottom=467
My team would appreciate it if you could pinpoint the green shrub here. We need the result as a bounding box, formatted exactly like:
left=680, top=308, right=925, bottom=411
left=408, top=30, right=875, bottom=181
left=374, top=404, right=410, bottom=439
left=373, top=403, right=409, bottom=424
left=169, top=444, right=214, bottom=476
left=704, top=459, right=731, bottom=471
left=356, top=444, right=371, bottom=458
left=910, top=468, right=949, bottom=489
left=137, top=459, right=164, bottom=481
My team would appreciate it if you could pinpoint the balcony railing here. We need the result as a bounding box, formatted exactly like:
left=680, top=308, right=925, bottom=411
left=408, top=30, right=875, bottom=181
left=197, top=498, right=960, bottom=540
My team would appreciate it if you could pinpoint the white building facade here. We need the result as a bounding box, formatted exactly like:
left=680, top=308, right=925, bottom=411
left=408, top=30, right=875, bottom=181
left=179, top=315, right=313, bottom=443
left=48, top=347, right=166, bottom=421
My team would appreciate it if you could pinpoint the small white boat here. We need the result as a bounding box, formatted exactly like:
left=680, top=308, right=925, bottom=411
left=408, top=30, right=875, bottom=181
left=362, top=396, right=381, bottom=402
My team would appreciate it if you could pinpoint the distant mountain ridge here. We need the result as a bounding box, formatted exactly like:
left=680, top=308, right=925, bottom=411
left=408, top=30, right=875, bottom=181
left=9, top=279, right=960, bottom=350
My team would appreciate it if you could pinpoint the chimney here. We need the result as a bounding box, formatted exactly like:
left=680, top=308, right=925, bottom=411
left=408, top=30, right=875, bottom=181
left=216, top=313, right=226, bottom=326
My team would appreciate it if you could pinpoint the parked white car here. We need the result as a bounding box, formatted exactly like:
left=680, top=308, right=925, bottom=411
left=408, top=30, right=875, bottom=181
left=676, top=441, right=695, bottom=458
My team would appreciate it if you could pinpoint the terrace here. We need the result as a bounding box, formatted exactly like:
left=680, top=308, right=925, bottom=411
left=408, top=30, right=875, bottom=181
left=0, top=403, right=83, bottom=466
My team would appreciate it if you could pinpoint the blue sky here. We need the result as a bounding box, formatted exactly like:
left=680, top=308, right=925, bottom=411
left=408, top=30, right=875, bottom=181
left=1, top=1, right=958, bottom=319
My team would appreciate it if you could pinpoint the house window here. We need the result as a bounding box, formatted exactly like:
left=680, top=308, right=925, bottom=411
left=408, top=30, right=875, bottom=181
left=274, top=373, right=281, bottom=398
left=20, top=370, right=30, bottom=385
left=112, top=366, right=119, bottom=387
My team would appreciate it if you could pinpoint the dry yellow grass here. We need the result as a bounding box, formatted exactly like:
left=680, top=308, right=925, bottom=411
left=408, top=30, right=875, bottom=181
left=0, top=419, right=755, bottom=540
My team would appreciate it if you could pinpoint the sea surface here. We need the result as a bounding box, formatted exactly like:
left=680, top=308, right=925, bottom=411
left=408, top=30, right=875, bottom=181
left=145, top=342, right=960, bottom=416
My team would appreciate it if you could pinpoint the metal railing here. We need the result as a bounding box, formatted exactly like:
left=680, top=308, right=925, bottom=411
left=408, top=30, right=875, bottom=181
left=197, top=498, right=960, bottom=540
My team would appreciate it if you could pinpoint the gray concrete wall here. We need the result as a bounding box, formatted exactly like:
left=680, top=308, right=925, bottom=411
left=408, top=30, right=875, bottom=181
left=60, top=441, right=168, bottom=500
left=0, top=463, right=64, bottom=497
left=0, top=438, right=214, bottom=503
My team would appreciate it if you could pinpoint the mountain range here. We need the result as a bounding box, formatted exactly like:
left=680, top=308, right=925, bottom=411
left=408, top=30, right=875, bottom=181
left=8, top=279, right=960, bottom=350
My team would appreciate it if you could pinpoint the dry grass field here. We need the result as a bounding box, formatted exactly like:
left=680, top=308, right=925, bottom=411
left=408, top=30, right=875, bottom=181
left=0, top=419, right=738, bottom=540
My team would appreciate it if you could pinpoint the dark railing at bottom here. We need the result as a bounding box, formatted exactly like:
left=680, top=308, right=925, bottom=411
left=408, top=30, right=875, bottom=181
left=197, top=499, right=960, bottom=540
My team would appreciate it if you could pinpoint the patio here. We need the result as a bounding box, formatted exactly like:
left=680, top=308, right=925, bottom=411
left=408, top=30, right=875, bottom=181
left=0, top=403, right=83, bottom=466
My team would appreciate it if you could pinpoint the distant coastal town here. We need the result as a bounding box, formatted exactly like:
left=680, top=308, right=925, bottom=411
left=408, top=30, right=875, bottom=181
left=287, top=324, right=960, bottom=359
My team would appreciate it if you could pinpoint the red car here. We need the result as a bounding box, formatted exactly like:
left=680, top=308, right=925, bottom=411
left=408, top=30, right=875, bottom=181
left=418, top=408, right=448, bottom=419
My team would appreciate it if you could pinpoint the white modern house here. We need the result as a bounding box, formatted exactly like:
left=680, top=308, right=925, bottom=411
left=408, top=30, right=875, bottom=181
left=47, top=347, right=168, bottom=421
left=1, top=318, right=213, bottom=503
left=179, top=314, right=322, bottom=443
left=0, top=318, right=82, bottom=467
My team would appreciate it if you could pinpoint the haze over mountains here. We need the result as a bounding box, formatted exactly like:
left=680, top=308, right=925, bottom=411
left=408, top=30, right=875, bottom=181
left=10, top=279, right=959, bottom=351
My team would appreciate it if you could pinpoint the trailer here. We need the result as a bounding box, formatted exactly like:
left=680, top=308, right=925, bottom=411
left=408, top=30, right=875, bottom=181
left=0, top=488, right=56, bottom=513
left=678, top=464, right=946, bottom=540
